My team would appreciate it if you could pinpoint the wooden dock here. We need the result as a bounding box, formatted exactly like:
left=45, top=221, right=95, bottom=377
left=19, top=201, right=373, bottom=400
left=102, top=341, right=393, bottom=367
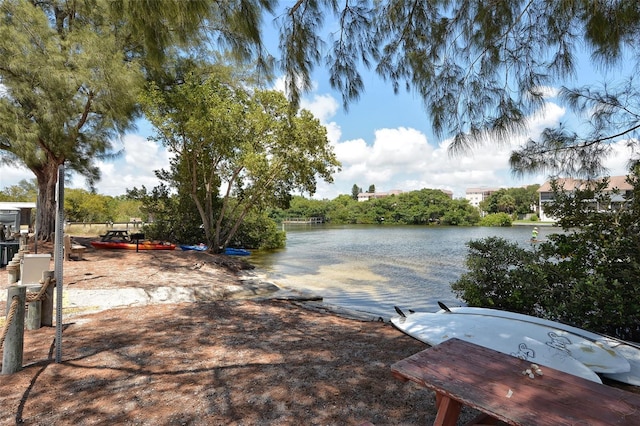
left=282, top=217, right=324, bottom=225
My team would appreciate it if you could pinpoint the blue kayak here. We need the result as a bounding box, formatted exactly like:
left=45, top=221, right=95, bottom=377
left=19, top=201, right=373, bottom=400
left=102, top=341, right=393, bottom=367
left=224, top=247, right=250, bottom=256
left=179, top=244, right=208, bottom=251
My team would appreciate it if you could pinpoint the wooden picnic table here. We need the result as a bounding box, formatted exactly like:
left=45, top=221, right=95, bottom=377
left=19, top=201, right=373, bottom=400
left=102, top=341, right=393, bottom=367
left=391, top=338, right=640, bottom=425
left=100, top=229, right=131, bottom=242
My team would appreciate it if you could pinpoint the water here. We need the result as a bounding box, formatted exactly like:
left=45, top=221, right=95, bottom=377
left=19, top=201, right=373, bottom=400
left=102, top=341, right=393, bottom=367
left=249, top=224, right=548, bottom=319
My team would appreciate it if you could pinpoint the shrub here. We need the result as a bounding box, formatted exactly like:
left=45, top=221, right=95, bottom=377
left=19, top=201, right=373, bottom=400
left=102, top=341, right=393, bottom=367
left=452, top=169, right=640, bottom=340
left=451, top=237, right=543, bottom=313
left=478, top=213, right=512, bottom=227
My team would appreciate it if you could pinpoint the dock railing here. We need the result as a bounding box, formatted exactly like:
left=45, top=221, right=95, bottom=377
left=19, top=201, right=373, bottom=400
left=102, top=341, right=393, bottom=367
left=282, top=217, right=324, bottom=225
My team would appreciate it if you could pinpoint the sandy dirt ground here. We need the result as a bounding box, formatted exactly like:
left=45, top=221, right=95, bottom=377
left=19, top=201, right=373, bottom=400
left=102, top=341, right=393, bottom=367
left=0, top=237, right=485, bottom=425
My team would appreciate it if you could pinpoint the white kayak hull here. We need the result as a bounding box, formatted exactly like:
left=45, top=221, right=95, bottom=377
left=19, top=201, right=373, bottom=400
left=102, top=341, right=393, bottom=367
left=391, top=312, right=602, bottom=383
left=437, top=305, right=640, bottom=385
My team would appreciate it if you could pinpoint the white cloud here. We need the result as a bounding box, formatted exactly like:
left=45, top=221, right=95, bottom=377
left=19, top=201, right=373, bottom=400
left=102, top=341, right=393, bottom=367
left=531, top=85, right=561, bottom=99
left=0, top=133, right=171, bottom=196
left=89, top=134, right=171, bottom=196
left=0, top=163, right=33, bottom=188
left=314, top=100, right=575, bottom=199
left=301, top=93, right=342, bottom=144
left=526, top=102, right=565, bottom=135
left=1, top=83, right=637, bottom=202
left=604, top=139, right=636, bottom=175
left=301, top=93, right=339, bottom=123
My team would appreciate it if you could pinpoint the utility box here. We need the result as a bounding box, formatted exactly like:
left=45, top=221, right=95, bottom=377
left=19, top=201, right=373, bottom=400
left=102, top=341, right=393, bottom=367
left=21, top=254, right=51, bottom=285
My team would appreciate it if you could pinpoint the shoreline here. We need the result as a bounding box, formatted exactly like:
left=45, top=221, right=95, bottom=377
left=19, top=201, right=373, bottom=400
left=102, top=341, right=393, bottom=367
left=0, top=241, right=485, bottom=425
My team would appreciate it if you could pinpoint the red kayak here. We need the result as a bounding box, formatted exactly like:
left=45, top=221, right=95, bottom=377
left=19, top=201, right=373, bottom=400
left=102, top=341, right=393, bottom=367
left=90, top=241, right=176, bottom=250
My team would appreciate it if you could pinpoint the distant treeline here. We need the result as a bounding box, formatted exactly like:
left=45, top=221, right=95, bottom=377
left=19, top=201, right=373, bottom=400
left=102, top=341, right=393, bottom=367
left=271, top=189, right=476, bottom=226
left=2, top=180, right=539, bottom=228
left=1, top=181, right=144, bottom=224
left=270, top=186, right=539, bottom=226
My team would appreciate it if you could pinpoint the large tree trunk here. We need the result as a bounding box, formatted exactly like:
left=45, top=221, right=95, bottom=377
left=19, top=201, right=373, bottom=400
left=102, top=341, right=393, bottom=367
left=34, top=160, right=63, bottom=242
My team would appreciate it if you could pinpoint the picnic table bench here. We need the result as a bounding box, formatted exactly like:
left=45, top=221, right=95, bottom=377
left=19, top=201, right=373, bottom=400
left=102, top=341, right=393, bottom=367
left=391, top=338, right=640, bottom=426
left=63, top=234, right=87, bottom=261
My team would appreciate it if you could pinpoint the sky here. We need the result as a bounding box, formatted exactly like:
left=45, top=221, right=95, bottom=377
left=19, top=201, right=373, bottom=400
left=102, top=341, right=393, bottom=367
left=0, top=22, right=636, bottom=200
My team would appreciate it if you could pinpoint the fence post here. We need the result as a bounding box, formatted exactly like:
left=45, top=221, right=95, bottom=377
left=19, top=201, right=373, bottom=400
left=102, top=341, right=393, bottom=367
left=6, top=261, right=19, bottom=285
left=41, top=271, right=55, bottom=327
left=26, top=285, right=42, bottom=330
left=2, top=285, right=26, bottom=375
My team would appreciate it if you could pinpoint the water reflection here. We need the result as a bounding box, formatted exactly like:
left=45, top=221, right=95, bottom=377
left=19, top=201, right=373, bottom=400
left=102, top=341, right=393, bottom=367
left=249, top=224, right=548, bottom=319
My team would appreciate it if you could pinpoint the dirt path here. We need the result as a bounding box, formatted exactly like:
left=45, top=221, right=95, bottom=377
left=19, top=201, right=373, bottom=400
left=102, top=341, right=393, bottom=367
left=0, top=238, right=482, bottom=425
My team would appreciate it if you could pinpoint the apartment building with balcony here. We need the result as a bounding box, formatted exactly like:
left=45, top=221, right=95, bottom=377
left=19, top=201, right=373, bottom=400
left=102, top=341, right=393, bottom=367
left=537, top=176, right=633, bottom=222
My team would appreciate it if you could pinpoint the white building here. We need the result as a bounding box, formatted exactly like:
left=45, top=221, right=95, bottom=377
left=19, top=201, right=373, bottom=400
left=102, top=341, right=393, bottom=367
left=0, top=201, right=36, bottom=232
left=537, top=176, right=633, bottom=222
left=357, top=189, right=403, bottom=202
left=465, top=188, right=501, bottom=209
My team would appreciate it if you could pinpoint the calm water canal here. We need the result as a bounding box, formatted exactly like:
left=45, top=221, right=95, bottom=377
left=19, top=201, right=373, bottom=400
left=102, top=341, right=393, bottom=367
left=249, top=224, right=551, bottom=319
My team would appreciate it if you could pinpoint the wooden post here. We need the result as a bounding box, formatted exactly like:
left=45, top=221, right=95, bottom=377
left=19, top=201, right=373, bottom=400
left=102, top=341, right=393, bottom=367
left=40, top=271, right=54, bottom=327
left=26, top=285, right=42, bottom=330
left=6, top=261, right=19, bottom=285
left=10, top=257, right=20, bottom=282
left=2, top=285, right=26, bottom=374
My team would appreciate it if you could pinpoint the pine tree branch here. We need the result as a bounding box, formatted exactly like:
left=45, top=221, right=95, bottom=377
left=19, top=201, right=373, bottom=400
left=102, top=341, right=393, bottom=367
left=75, top=91, right=94, bottom=132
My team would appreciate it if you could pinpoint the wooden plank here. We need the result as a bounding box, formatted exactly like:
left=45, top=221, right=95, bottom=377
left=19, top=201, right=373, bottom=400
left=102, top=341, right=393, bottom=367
left=391, top=338, right=640, bottom=426
left=433, top=395, right=462, bottom=426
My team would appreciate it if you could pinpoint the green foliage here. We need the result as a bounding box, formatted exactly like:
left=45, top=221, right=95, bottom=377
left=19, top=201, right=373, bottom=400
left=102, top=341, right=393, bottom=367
left=0, top=1, right=273, bottom=240
left=324, top=194, right=360, bottom=224
left=452, top=169, right=640, bottom=340
left=65, top=189, right=112, bottom=223
left=106, top=0, right=272, bottom=75
left=479, top=186, right=539, bottom=216
left=59, top=189, right=142, bottom=223
left=278, top=1, right=640, bottom=177
left=140, top=64, right=338, bottom=251
left=126, top=185, right=180, bottom=241
left=126, top=184, right=201, bottom=243
left=272, top=189, right=481, bottom=226
left=0, top=0, right=146, bottom=239
left=440, top=199, right=481, bottom=226
left=278, top=196, right=330, bottom=221
left=230, top=212, right=286, bottom=250
left=0, top=179, right=37, bottom=202
left=451, top=237, right=543, bottom=312
left=351, top=184, right=361, bottom=200
left=129, top=185, right=285, bottom=249
left=478, top=213, right=512, bottom=227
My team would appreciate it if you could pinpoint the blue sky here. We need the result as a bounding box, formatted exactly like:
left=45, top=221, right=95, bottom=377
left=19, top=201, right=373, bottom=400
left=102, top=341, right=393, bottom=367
left=0, top=22, right=635, bottom=200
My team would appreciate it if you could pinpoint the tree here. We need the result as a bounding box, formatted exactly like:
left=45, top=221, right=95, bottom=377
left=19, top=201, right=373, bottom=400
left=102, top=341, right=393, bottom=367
left=496, top=194, right=516, bottom=214
left=480, top=187, right=538, bottom=216
left=277, top=1, right=640, bottom=177
left=452, top=167, right=640, bottom=341
left=0, top=1, right=143, bottom=239
left=0, top=0, right=271, bottom=240
left=511, top=185, right=540, bottom=216
left=478, top=213, right=513, bottom=227
left=0, top=179, right=37, bottom=202
left=367, top=184, right=375, bottom=193
left=276, top=188, right=480, bottom=226
left=351, top=184, right=361, bottom=200
left=65, top=189, right=112, bottom=223
left=141, top=67, right=340, bottom=252
left=126, top=184, right=189, bottom=242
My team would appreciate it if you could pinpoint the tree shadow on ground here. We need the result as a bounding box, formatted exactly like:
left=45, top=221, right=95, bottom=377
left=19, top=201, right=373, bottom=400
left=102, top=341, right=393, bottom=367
left=0, top=300, right=483, bottom=425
